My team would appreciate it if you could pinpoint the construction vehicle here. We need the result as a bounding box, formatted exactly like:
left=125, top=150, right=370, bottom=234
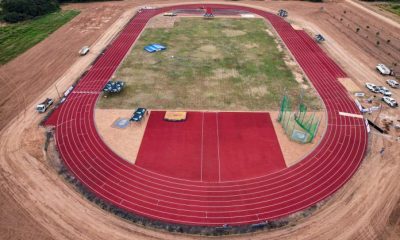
left=36, top=98, right=53, bottom=113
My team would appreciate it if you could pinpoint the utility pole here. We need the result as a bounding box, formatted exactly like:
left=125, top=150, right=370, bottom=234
left=55, top=84, right=61, bottom=98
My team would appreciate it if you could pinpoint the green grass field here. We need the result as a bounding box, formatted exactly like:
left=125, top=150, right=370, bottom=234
left=0, top=10, right=79, bottom=65
left=98, top=18, right=321, bottom=111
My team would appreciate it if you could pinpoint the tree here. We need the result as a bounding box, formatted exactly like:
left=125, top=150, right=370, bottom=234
left=1, top=0, right=60, bottom=23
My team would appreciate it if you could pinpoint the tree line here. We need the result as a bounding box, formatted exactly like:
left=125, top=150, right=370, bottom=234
left=1, top=0, right=114, bottom=23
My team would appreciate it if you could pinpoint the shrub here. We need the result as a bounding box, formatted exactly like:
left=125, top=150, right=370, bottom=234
left=3, top=12, right=30, bottom=23
left=0, top=0, right=60, bottom=23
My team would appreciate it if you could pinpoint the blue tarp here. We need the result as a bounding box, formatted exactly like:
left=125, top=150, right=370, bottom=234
left=144, top=45, right=156, bottom=53
left=151, top=44, right=166, bottom=50
left=144, top=43, right=167, bottom=53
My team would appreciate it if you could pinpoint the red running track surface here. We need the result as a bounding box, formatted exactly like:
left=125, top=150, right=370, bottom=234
left=135, top=111, right=286, bottom=181
left=49, top=4, right=368, bottom=226
left=205, top=7, right=213, bottom=15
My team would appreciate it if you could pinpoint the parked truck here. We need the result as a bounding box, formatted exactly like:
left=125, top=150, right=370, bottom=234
left=36, top=98, right=53, bottom=113
left=376, top=63, right=391, bottom=75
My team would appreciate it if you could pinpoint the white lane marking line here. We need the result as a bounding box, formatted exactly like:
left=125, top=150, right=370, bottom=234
left=216, top=112, right=221, bottom=182
left=201, top=112, right=204, bottom=182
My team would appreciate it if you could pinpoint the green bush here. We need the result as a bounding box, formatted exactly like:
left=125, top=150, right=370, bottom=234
left=1, top=0, right=60, bottom=23
left=3, top=12, right=30, bottom=23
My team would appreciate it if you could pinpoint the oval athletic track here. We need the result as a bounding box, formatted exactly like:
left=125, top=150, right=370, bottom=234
left=51, top=4, right=368, bottom=226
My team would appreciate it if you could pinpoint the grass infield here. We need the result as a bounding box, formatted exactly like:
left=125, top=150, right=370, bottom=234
left=98, top=18, right=321, bottom=111
left=0, top=10, right=80, bottom=65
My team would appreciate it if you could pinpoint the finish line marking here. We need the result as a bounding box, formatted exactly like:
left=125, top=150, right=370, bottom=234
left=339, top=112, right=364, bottom=119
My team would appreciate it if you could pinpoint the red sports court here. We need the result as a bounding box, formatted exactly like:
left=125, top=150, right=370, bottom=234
left=136, top=111, right=286, bottom=181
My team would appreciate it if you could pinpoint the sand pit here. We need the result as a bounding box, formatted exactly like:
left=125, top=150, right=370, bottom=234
left=270, top=111, right=326, bottom=167
left=94, top=109, right=148, bottom=163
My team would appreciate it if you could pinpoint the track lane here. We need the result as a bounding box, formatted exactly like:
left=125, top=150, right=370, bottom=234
left=52, top=4, right=368, bottom=226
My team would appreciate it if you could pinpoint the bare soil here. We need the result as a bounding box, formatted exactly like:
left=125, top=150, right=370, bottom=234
left=0, top=2, right=137, bottom=131
left=270, top=111, right=326, bottom=167
left=1, top=0, right=400, bottom=239
left=146, top=14, right=180, bottom=29
left=94, top=109, right=149, bottom=163
left=338, top=77, right=362, bottom=93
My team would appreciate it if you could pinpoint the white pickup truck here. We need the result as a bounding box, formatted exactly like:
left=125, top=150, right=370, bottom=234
left=36, top=98, right=53, bottom=113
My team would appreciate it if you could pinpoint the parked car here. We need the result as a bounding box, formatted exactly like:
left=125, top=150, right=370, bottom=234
left=36, top=98, right=53, bottom=113
left=382, top=96, right=398, bottom=108
left=79, top=46, right=90, bottom=56
left=376, top=86, right=392, bottom=96
left=386, top=79, right=399, bottom=89
left=365, top=82, right=379, bottom=93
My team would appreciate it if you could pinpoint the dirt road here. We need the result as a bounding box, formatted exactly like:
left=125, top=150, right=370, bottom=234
left=0, top=2, right=139, bottom=131
left=0, top=1, right=399, bottom=239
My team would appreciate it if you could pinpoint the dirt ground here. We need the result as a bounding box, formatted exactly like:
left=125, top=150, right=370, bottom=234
left=270, top=111, right=326, bottom=167
left=94, top=108, right=149, bottom=163
left=1, top=0, right=400, bottom=239
left=0, top=2, right=140, bottom=131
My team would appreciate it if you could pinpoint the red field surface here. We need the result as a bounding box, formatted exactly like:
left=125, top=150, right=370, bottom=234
left=47, top=4, right=368, bottom=226
left=136, top=111, right=285, bottom=181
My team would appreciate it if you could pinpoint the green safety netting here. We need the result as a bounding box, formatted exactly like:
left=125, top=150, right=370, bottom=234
left=278, top=95, right=320, bottom=143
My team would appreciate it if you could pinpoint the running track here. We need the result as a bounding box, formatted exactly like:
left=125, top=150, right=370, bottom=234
left=51, top=4, right=368, bottom=226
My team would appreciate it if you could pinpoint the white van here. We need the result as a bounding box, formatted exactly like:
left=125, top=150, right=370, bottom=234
left=376, top=63, right=391, bottom=75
